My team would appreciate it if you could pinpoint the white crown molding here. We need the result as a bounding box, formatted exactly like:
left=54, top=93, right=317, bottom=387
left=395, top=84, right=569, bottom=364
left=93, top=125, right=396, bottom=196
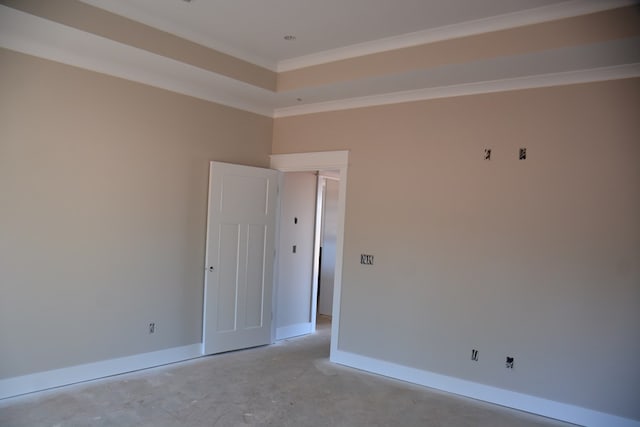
left=274, top=64, right=640, bottom=118
left=277, top=0, right=636, bottom=72
left=0, top=5, right=275, bottom=117
left=3, top=4, right=639, bottom=121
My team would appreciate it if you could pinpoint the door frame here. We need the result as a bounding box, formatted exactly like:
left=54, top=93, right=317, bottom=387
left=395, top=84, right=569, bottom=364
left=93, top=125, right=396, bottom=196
left=316, top=173, right=340, bottom=317
left=270, top=151, right=349, bottom=361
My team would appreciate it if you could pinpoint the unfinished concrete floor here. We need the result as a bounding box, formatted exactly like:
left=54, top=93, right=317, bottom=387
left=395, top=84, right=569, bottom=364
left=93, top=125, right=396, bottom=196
left=1, top=317, right=573, bottom=427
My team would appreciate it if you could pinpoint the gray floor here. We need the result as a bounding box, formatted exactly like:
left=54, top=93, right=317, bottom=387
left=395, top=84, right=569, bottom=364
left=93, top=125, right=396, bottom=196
left=1, top=317, right=574, bottom=427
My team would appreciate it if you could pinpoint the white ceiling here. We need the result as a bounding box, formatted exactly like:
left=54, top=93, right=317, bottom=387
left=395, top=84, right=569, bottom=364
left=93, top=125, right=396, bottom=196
left=79, top=0, right=570, bottom=69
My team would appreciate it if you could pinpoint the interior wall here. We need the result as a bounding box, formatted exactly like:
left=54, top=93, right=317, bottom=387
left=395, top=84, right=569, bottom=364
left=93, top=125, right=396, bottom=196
left=272, top=78, right=640, bottom=421
left=275, top=172, right=317, bottom=337
left=318, top=178, right=339, bottom=316
left=0, top=48, right=273, bottom=379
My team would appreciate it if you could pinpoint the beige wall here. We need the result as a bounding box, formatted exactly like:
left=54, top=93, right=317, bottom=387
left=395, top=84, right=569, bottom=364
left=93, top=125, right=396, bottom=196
left=273, top=78, right=640, bottom=420
left=0, top=48, right=272, bottom=378
left=2, top=32, right=639, bottom=421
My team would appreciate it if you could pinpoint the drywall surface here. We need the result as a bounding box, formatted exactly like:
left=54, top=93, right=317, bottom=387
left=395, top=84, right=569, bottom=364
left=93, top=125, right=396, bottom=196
left=272, top=78, right=640, bottom=421
left=318, top=178, right=339, bottom=316
left=0, top=48, right=272, bottom=379
left=275, top=172, right=317, bottom=331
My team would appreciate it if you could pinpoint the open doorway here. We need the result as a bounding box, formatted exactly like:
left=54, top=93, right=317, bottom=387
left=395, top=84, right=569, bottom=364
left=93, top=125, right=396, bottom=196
left=316, top=172, right=339, bottom=329
left=273, top=171, right=318, bottom=340
left=270, top=151, right=349, bottom=361
left=273, top=171, right=339, bottom=340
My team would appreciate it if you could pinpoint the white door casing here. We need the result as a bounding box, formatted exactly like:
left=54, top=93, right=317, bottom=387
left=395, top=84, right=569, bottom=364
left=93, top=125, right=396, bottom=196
left=270, top=151, right=349, bottom=361
left=202, top=161, right=278, bottom=355
left=318, top=177, right=339, bottom=316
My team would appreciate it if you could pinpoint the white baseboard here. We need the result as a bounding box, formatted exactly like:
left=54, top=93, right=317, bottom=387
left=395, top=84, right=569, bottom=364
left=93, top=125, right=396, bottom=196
left=0, top=343, right=202, bottom=400
left=331, top=349, right=640, bottom=427
left=276, top=322, right=312, bottom=340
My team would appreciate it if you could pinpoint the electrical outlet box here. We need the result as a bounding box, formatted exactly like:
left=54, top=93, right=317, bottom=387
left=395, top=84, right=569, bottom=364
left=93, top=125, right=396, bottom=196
left=519, top=148, right=527, bottom=160
left=471, top=349, right=479, bottom=361
left=360, top=254, right=374, bottom=265
left=506, top=356, right=514, bottom=368
left=149, top=323, right=156, bottom=334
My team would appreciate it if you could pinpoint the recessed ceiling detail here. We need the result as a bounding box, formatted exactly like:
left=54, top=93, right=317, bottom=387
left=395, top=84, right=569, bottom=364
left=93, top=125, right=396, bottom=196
left=77, top=0, right=635, bottom=70
left=1, top=1, right=638, bottom=118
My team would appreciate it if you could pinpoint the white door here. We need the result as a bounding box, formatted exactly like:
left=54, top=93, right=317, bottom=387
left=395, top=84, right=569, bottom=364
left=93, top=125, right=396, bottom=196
left=202, top=161, right=278, bottom=355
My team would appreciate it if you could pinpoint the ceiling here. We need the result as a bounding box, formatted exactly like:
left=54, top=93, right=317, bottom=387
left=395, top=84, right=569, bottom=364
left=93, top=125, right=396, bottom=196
left=79, top=0, right=571, bottom=70
left=1, top=0, right=639, bottom=117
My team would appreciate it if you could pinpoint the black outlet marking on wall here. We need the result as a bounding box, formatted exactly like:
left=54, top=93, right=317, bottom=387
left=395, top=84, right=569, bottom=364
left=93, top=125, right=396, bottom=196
left=471, top=349, right=479, bottom=361
left=294, top=217, right=298, bottom=224
left=506, top=356, right=514, bottom=369
left=292, top=245, right=297, bottom=253
left=519, top=148, right=527, bottom=160
left=484, top=149, right=491, bottom=160
left=360, top=254, right=374, bottom=265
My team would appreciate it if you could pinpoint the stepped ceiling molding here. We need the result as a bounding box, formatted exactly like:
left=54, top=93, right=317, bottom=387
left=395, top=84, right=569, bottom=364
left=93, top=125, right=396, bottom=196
left=1, top=0, right=639, bottom=117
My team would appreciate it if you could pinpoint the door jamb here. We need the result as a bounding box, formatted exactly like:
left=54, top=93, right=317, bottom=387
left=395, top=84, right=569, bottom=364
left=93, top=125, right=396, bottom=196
left=270, top=151, right=348, bottom=361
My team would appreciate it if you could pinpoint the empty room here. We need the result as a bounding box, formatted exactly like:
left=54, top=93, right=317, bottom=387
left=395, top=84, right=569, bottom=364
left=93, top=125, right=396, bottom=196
left=1, top=1, right=639, bottom=426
